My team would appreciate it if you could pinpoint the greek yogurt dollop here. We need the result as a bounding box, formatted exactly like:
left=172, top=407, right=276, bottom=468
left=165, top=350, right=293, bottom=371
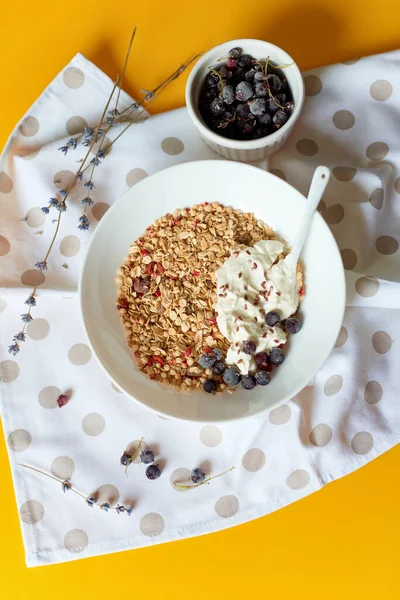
left=216, top=240, right=300, bottom=374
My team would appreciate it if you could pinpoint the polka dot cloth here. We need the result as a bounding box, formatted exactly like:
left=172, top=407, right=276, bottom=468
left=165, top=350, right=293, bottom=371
left=1, top=52, right=400, bottom=567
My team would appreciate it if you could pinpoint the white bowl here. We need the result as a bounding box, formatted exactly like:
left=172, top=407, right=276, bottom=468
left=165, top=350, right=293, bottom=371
left=185, top=39, right=305, bottom=162
left=80, top=161, right=345, bottom=423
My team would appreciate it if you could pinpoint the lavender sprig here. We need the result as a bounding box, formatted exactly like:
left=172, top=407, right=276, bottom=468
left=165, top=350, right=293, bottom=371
left=19, top=464, right=133, bottom=515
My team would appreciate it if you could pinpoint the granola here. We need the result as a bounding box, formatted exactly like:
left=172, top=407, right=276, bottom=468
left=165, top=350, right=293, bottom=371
left=116, top=202, right=280, bottom=392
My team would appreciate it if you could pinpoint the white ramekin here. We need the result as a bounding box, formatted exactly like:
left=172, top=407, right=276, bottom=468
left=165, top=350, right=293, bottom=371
left=185, top=38, right=305, bottom=162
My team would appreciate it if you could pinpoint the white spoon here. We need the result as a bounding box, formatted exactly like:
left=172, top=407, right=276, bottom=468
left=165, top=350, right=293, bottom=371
left=287, top=165, right=331, bottom=266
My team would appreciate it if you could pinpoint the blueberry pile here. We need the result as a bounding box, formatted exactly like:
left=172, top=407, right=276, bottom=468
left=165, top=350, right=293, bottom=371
left=198, top=312, right=302, bottom=393
left=198, top=47, right=294, bottom=141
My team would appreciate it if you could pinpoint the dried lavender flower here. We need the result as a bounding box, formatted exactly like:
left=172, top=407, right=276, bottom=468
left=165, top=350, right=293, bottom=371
left=21, top=313, right=33, bottom=323
left=78, top=215, right=89, bottom=231
left=100, top=502, right=110, bottom=512
left=59, top=189, right=67, bottom=197
left=49, top=198, right=59, bottom=208
left=67, top=138, right=78, bottom=149
left=41, top=207, right=50, bottom=214
left=125, top=506, right=133, bottom=516
left=62, top=480, right=72, bottom=493
left=35, top=260, right=48, bottom=271
left=58, top=146, right=69, bottom=155
left=90, top=156, right=101, bottom=166
left=84, top=181, right=95, bottom=190
left=25, top=295, right=36, bottom=307
left=8, top=343, right=20, bottom=355
left=13, top=331, right=26, bottom=342
left=115, top=505, right=125, bottom=514
left=86, top=496, right=97, bottom=507
left=81, top=197, right=94, bottom=207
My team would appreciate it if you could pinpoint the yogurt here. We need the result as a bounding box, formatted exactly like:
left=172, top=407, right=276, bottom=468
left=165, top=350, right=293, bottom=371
left=215, top=240, right=300, bottom=374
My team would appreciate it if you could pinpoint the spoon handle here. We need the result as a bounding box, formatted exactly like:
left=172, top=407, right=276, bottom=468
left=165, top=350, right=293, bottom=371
left=290, top=166, right=331, bottom=264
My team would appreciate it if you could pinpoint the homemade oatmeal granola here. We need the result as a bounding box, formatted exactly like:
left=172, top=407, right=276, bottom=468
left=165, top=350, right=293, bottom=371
left=115, top=202, right=289, bottom=392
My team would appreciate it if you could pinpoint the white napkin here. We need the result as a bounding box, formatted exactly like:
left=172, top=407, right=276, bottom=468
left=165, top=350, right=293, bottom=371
left=0, top=52, right=399, bottom=567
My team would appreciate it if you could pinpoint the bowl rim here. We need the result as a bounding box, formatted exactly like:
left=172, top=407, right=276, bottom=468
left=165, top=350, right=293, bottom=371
left=79, top=160, right=346, bottom=423
left=185, top=38, right=305, bottom=151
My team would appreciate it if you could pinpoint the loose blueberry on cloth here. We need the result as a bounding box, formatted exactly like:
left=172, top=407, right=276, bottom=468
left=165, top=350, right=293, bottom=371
left=1, top=51, right=400, bottom=567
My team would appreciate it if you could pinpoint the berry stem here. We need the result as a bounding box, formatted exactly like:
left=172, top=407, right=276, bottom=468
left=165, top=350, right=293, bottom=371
left=172, top=466, right=235, bottom=490
left=125, top=436, right=144, bottom=477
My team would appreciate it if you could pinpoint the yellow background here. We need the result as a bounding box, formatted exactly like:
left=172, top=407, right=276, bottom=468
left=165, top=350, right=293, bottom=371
left=1, top=0, right=400, bottom=597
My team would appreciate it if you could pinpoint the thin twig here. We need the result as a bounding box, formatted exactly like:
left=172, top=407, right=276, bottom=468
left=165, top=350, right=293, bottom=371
left=115, top=25, right=137, bottom=112
left=125, top=437, right=143, bottom=477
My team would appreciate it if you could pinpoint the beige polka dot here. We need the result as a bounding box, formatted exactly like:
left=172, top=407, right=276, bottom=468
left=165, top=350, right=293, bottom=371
left=0, top=360, right=20, bottom=383
left=38, top=385, right=61, bottom=409
left=111, top=382, right=122, bottom=393
left=342, top=58, right=360, bottom=65
left=318, top=200, right=326, bottom=212
left=372, top=331, right=392, bottom=354
left=93, top=484, right=119, bottom=505
left=309, top=424, right=332, bottom=447
left=355, top=276, right=379, bottom=297
left=17, top=148, right=40, bottom=161
left=0, top=298, right=7, bottom=313
left=269, top=404, right=291, bottom=425
left=286, top=470, right=310, bottom=490
left=82, top=413, right=105, bottom=436
left=351, top=431, right=373, bottom=455
left=365, top=381, right=383, bottom=405
left=215, top=495, right=239, bottom=518
left=366, top=142, right=389, bottom=161
left=20, top=116, right=39, bottom=137
left=20, top=500, right=44, bottom=524
left=92, top=202, right=110, bottom=221
left=322, top=204, right=344, bottom=224
left=242, top=448, right=266, bottom=472
left=334, top=326, right=348, bottom=348
left=63, top=67, right=85, bottom=89
left=303, top=74, right=322, bottom=96
left=324, top=374, right=343, bottom=396
left=51, top=456, right=75, bottom=479
left=394, top=177, right=400, bottom=195
left=376, top=235, right=398, bottom=255
left=126, top=168, right=148, bottom=187
left=296, top=139, right=318, bottom=156
left=21, top=269, right=45, bottom=287
left=200, top=425, right=222, bottom=447
left=0, top=236, right=10, bottom=256
left=7, top=429, right=32, bottom=452
left=161, top=137, right=184, bottom=155
left=27, top=318, right=50, bottom=341
left=0, top=171, right=13, bottom=193
left=370, top=80, right=393, bottom=102
left=64, top=529, right=89, bottom=553
left=53, top=170, right=75, bottom=190
left=369, top=188, right=384, bottom=210
left=170, top=467, right=191, bottom=492
left=340, top=249, right=357, bottom=270
left=66, top=116, right=88, bottom=135
left=269, top=168, right=286, bottom=181
left=333, top=166, right=357, bottom=181
left=60, top=235, right=80, bottom=257
left=90, top=136, right=112, bottom=157
left=68, top=343, right=91, bottom=365
left=25, top=207, right=45, bottom=228
left=333, top=110, right=355, bottom=130
left=140, top=513, right=165, bottom=536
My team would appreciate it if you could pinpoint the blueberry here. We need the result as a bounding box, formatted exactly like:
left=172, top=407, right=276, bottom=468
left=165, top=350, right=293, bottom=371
left=212, top=348, right=223, bottom=361
left=146, top=464, right=161, bottom=480
left=254, top=127, right=268, bottom=139
left=285, top=317, right=302, bottom=334
left=275, top=93, right=287, bottom=105
left=249, top=98, right=267, bottom=116
left=191, top=467, right=206, bottom=484
left=258, top=112, right=272, bottom=127
left=238, top=119, right=255, bottom=135
left=255, top=82, right=268, bottom=97
left=198, top=353, right=217, bottom=369
left=120, top=451, right=131, bottom=466
left=212, top=361, right=225, bottom=376
left=203, top=87, right=218, bottom=102
left=267, top=99, right=280, bottom=114
left=235, top=81, right=254, bottom=102
left=236, top=103, right=251, bottom=120
left=210, top=97, right=225, bottom=117
left=254, top=71, right=265, bottom=82
left=255, top=370, right=271, bottom=386
left=242, top=340, right=257, bottom=355
left=265, top=311, right=281, bottom=327
left=284, top=101, right=294, bottom=113
left=229, top=47, right=242, bottom=59
left=140, top=449, right=155, bottom=464
left=203, top=379, right=217, bottom=394
left=267, top=74, right=282, bottom=92
left=255, top=351, right=268, bottom=367
left=222, top=85, right=235, bottom=105
left=238, top=54, right=252, bottom=69
left=245, top=69, right=256, bottom=82
left=268, top=347, right=285, bottom=365
left=219, top=66, right=232, bottom=80
left=205, top=72, right=219, bottom=87
left=223, top=367, right=241, bottom=387
left=273, top=110, right=288, bottom=126
left=241, top=375, right=257, bottom=390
